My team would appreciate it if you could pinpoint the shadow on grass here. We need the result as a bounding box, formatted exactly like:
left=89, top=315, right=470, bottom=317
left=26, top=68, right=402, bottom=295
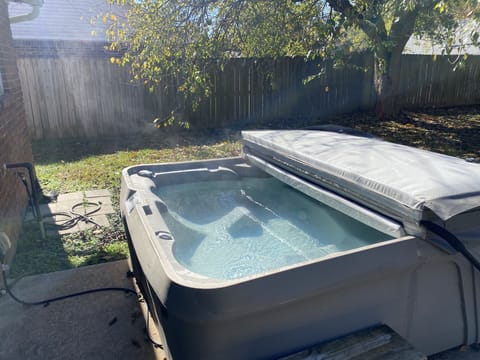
left=11, top=215, right=128, bottom=278
left=10, top=222, right=71, bottom=278
left=33, top=128, right=241, bottom=165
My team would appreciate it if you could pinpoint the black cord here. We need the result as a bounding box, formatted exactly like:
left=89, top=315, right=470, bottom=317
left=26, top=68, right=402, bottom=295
left=2, top=266, right=164, bottom=348
left=144, top=302, right=164, bottom=349
left=421, top=220, right=480, bottom=272
left=1, top=267, right=136, bottom=307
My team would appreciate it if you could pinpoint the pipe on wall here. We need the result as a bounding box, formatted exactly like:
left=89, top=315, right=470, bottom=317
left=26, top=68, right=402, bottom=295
left=3, top=162, right=46, bottom=240
left=7, top=0, right=44, bottom=24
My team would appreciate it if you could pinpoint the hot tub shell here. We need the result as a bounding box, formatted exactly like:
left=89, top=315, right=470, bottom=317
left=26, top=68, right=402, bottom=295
left=121, top=131, right=480, bottom=359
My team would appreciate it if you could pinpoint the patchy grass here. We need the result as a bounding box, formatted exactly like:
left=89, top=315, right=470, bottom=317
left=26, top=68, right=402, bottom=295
left=34, top=131, right=242, bottom=194
left=11, top=108, right=480, bottom=277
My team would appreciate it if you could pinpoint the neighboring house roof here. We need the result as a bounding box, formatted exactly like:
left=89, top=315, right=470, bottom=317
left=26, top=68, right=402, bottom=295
left=9, top=0, right=124, bottom=41
left=404, top=20, right=480, bottom=55
left=404, top=37, right=480, bottom=55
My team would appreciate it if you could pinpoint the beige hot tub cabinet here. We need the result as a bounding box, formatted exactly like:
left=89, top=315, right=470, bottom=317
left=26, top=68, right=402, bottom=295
left=121, top=129, right=480, bottom=359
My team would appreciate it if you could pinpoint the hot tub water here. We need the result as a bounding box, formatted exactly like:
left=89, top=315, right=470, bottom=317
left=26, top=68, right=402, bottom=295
left=156, top=177, right=391, bottom=280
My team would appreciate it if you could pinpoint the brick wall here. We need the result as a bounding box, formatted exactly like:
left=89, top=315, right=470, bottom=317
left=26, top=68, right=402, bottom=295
left=0, top=2, right=34, bottom=267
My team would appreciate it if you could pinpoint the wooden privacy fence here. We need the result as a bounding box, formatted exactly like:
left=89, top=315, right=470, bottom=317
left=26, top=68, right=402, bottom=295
left=177, top=56, right=375, bottom=128
left=17, top=53, right=374, bottom=139
left=17, top=56, right=155, bottom=139
left=15, top=46, right=480, bottom=139
left=395, top=55, right=480, bottom=108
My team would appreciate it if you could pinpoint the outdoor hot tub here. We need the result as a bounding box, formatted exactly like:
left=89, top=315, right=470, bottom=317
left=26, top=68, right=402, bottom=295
left=121, top=130, right=480, bottom=359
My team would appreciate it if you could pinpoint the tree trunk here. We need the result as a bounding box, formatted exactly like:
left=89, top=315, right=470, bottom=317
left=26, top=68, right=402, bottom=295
left=374, top=49, right=402, bottom=119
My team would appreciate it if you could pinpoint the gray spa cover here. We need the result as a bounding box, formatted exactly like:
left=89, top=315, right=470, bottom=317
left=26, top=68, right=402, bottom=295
left=242, top=130, right=480, bottom=225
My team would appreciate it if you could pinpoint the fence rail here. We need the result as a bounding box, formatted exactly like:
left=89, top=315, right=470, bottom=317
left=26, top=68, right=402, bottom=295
left=15, top=48, right=480, bottom=139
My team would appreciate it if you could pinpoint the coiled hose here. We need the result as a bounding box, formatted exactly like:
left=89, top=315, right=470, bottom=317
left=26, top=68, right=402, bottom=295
left=45, top=201, right=103, bottom=230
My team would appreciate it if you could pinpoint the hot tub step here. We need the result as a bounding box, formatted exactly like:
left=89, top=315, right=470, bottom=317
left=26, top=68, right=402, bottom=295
left=279, top=325, right=426, bottom=360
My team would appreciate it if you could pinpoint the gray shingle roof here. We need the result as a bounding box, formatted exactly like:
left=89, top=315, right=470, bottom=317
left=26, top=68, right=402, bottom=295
left=404, top=21, right=480, bottom=55
left=9, top=0, right=124, bottom=41
left=404, top=37, right=480, bottom=55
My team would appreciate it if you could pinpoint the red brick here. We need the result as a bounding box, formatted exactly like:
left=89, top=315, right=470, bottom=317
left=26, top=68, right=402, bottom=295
left=0, top=1, right=34, bottom=271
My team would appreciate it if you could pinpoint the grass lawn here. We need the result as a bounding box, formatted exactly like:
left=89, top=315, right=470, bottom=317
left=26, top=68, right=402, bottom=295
left=11, top=107, right=480, bottom=277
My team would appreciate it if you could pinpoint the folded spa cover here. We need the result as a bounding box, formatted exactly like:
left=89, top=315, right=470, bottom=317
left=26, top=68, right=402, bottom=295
left=242, top=130, right=480, bottom=228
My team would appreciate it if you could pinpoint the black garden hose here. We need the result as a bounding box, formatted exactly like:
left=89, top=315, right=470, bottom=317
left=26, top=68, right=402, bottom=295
left=45, top=201, right=103, bottom=231
left=1, top=266, right=136, bottom=306
left=421, top=220, right=480, bottom=272
left=1, top=262, right=163, bottom=348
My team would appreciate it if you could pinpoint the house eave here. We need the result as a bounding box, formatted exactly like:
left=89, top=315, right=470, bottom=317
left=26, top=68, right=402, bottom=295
left=7, top=0, right=44, bottom=24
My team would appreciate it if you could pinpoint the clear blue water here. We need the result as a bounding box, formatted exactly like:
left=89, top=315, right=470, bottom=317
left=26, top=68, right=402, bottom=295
left=155, top=177, right=392, bottom=280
